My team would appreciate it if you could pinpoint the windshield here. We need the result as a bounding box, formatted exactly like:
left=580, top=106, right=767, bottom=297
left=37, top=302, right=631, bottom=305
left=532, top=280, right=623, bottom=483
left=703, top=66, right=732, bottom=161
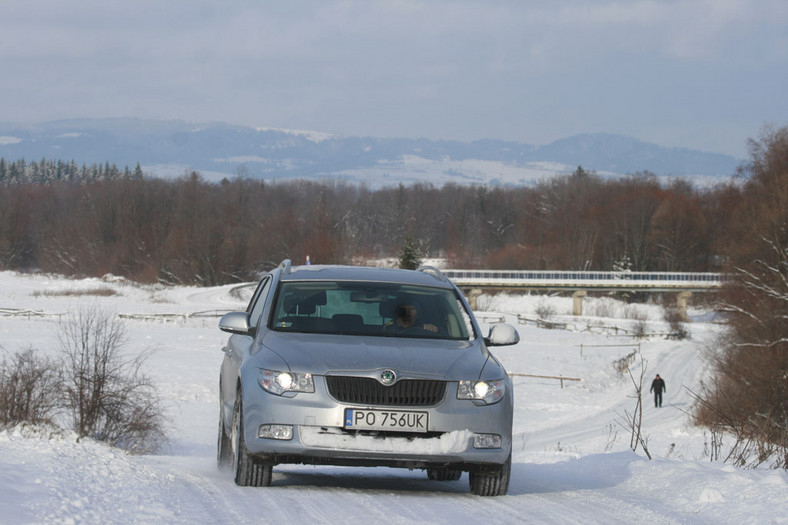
left=270, top=281, right=474, bottom=340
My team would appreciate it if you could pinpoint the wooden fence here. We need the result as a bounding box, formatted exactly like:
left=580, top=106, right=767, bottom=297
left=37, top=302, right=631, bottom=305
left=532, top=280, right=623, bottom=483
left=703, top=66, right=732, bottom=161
left=508, top=373, right=581, bottom=389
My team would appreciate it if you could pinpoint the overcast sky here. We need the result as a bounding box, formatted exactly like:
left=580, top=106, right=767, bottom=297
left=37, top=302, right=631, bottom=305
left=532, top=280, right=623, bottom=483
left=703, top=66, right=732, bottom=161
left=1, top=1, right=786, bottom=157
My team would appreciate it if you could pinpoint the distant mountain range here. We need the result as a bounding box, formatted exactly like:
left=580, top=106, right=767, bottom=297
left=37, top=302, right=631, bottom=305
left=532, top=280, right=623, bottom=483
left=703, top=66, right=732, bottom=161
left=0, top=119, right=742, bottom=187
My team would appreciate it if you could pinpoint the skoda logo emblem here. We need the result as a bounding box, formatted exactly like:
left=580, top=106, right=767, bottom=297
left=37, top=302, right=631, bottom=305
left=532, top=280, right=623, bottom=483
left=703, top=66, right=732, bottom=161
left=380, top=369, right=396, bottom=386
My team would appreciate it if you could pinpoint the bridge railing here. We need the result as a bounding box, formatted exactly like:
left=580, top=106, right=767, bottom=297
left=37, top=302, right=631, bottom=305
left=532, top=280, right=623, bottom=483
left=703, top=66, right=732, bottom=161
left=442, top=269, right=726, bottom=288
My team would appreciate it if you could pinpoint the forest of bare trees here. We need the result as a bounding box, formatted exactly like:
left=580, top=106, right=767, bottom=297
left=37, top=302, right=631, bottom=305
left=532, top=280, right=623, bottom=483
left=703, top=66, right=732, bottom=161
left=0, top=162, right=741, bottom=285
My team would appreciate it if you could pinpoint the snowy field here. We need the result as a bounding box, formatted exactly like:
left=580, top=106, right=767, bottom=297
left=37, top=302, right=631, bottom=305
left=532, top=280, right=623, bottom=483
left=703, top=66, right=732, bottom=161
left=1, top=271, right=785, bottom=524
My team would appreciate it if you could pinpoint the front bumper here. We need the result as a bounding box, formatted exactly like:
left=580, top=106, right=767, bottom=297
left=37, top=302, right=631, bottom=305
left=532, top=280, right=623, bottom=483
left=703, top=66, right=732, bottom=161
left=241, top=378, right=513, bottom=470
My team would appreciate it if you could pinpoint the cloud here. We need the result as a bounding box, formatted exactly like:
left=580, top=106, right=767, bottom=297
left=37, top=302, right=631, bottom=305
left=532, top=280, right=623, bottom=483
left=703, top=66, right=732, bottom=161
left=0, top=0, right=785, bottom=157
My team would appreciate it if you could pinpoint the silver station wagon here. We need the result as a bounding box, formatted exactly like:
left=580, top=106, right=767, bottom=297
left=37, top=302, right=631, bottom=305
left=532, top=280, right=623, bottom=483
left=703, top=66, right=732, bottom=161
left=217, top=260, right=519, bottom=496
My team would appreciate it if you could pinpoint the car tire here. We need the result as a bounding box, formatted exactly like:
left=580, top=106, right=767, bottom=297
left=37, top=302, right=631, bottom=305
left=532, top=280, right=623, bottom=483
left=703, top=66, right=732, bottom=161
left=217, top=402, right=233, bottom=470
left=427, top=468, right=462, bottom=481
left=468, top=453, right=511, bottom=496
left=231, top=394, right=273, bottom=487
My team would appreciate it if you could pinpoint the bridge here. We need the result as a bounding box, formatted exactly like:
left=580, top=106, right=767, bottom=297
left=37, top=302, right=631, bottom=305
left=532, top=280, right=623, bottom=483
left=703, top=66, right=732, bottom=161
left=441, top=270, right=726, bottom=320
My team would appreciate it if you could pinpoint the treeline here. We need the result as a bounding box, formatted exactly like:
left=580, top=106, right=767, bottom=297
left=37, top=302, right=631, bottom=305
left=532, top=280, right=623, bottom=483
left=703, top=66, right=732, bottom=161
left=0, top=165, right=744, bottom=285
left=0, top=158, right=143, bottom=185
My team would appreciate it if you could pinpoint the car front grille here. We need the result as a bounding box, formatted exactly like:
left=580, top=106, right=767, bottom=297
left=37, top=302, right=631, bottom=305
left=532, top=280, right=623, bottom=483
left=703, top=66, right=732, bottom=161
left=326, top=376, right=446, bottom=406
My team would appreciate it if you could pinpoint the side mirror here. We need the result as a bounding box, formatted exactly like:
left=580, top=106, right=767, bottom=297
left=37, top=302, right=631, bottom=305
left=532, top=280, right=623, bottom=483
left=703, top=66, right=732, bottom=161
left=219, top=311, right=253, bottom=335
left=485, top=323, right=520, bottom=346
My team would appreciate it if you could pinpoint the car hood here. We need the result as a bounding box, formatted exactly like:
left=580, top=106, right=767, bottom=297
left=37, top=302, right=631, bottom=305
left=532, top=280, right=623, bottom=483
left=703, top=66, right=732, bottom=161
left=256, top=331, right=499, bottom=381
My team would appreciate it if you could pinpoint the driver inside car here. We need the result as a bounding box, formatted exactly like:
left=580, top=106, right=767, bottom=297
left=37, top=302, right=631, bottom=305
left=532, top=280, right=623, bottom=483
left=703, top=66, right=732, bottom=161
left=385, top=303, right=438, bottom=333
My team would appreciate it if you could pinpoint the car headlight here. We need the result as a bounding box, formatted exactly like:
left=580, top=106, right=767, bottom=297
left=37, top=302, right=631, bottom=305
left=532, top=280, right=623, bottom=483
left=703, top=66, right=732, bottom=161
left=457, top=380, right=506, bottom=405
left=258, top=369, right=314, bottom=396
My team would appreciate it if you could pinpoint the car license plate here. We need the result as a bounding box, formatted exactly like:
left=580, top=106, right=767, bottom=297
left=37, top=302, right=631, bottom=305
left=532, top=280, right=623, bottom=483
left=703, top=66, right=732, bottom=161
left=344, top=408, right=428, bottom=433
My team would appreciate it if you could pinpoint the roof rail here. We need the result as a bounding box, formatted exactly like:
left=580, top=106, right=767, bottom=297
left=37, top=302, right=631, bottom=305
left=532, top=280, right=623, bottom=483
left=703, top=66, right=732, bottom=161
left=279, top=259, right=292, bottom=275
left=417, top=265, right=450, bottom=283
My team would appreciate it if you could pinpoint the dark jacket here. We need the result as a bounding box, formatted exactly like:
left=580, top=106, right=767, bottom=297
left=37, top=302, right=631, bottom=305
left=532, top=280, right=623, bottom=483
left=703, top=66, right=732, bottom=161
left=650, top=377, right=666, bottom=394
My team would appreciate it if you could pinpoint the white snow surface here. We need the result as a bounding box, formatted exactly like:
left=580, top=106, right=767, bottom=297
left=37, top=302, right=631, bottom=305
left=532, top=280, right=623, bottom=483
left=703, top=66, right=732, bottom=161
left=0, top=271, right=785, bottom=524
left=254, top=127, right=336, bottom=143
left=0, top=136, right=24, bottom=146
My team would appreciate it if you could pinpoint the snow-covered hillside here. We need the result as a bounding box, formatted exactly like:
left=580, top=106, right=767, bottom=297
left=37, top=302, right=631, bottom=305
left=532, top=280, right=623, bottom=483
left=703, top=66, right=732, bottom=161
left=0, top=120, right=742, bottom=188
left=1, top=271, right=785, bottom=524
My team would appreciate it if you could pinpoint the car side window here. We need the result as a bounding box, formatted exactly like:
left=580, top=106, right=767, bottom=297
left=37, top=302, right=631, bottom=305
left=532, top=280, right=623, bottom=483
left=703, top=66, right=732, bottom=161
left=247, top=277, right=272, bottom=329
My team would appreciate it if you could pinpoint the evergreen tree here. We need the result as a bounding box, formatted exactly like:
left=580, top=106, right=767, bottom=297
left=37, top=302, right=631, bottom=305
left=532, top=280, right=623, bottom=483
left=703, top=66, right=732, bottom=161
left=612, top=254, right=632, bottom=273
left=398, top=235, right=421, bottom=270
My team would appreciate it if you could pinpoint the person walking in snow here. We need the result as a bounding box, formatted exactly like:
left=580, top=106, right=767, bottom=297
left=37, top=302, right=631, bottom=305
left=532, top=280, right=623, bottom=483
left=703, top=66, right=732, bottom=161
left=650, top=374, right=666, bottom=407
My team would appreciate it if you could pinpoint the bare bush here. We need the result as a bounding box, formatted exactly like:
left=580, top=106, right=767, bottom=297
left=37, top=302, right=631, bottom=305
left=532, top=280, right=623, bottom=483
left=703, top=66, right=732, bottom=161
left=702, top=426, right=725, bottom=463
left=624, top=304, right=647, bottom=320
left=0, top=347, right=62, bottom=427
left=616, top=356, right=652, bottom=460
left=535, top=301, right=556, bottom=320
left=632, top=319, right=649, bottom=339
left=626, top=309, right=650, bottom=339
left=604, top=423, right=619, bottom=452
left=586, top=298, right=615, bottom=318
left=693, top=327, right=788, bottom=468
left=58, top=307, right=166, bottom=453
left=663, top=304, right=689, bottom=340
left=691, top=377, right=787, bottom=469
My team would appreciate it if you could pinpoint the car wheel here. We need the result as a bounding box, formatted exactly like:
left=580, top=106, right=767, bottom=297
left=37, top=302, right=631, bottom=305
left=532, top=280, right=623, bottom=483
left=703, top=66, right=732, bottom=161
left=468, top=453, right=511, bottom=496
left=231, top=394, right=273, bottom=487
left=427, top=468, right=462, bottom=481
left=217, top=402, right=233, bottom=470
